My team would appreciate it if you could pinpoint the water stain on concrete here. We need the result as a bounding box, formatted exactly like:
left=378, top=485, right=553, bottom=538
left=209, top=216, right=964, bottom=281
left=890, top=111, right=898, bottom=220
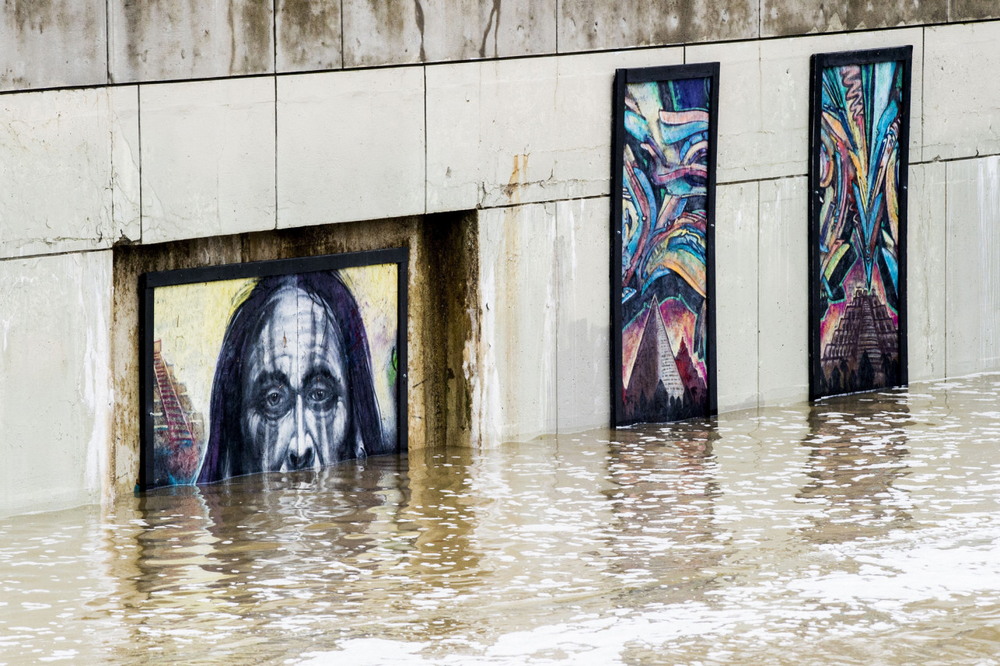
left=276, top=0, right=341, bottom=71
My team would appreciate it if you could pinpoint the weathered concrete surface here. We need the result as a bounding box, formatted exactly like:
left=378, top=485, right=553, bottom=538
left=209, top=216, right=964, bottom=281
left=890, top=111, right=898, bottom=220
left=276, top=0, right=342, bottom=72
left=108, top=0, right=273, bottom=83
left=687, top=27, right=923, bottom=184
left=757, top=177, right=809, bottom=407
left=0, top=88, right=137, bottom=258
left=924, top=22, right=1000, bottom=161
left=111, top=214, right=479, bottom=497
left=557, top=0, right=758, bottom=53
left=276, top=67, right=425, bottom=228
left=945, top=157, right=1000, bottom=377
left=715, top=182, right=760, bottom=413
left=554, top=198, right=610, bottom=431
left=110, top=86, right=142, bottom=244
left=950, top=0, right=1000, bottom=21
left=343, top=0, right=556, bottom=67
left=0, top=0, right=106, bottom=91
left=426, top=47, right=684, bottom=213
left=475, top=203, right=559, bottom=443
left=761, top=0, right=947, bottom=37
left=140, top=77, right=276, bottom=244
left=908, top=162, right=947, bottom=383
left=0, top=251, right=112, bottom=518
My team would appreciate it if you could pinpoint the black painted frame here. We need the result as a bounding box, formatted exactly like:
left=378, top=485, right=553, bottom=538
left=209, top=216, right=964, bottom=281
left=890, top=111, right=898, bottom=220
left=808, top=47, right=911, bottom=401
left=138, top=248, right=409, bottom=490
left=610, top=62, right=720, bottom=427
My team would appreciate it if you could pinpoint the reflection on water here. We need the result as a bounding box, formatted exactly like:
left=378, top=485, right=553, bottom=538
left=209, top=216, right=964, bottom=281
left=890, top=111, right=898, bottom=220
left=3, top=376, right=1000, bottom=663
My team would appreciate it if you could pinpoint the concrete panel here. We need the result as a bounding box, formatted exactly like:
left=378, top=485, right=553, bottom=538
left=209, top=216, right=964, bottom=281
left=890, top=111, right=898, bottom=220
left=140, top=78, right=276, bottom=244
left=907, top=162, right=947, bottom=382
left=757, top=177, right=809, bottom=406
left=110, top=86, right=141, bottom=244
left=0, top=89, right=118, bottom=258
left=555, top=197, right=610, bottom=431
left=277, top=68, right=425, bottom=228
left=475, top=204, right=559, bottom=443
left=761, top=0, right=946, bottom=38
left=715, top=182, right=760, bottom=413
left=276, top=0, right=342, bottom=72
left=426, top=47, right=684, bottom=213
left=925, top=22, right=1000, bottom=162
left=950, top=1, right=1000, bottom=21
left=0, top=251, right=112, bottom=518
left=688, top=28, right=923, bottom=183
left=343, top=0, right=556, bottom=68
left=557, top=0, right=758, bottom=53
left=0, top=1, right=106, bottom=91
left=944, top=157, right=1000, bottom=376
left=108, top=0, right=273, bottom=83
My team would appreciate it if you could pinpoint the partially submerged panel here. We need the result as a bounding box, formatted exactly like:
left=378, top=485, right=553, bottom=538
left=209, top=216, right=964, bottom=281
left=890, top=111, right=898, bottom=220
left=808, top=47, right=912, bottom=399
left=139, top=250, right=408, bottom=489
left=611, top=63, right=719, bottom=427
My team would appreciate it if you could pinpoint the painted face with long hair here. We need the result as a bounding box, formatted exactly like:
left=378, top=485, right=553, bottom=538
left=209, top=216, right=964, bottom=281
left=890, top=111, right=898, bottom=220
left=197, top=271, right=385, bottom=485
left=241, top=286, right=352, bottom=471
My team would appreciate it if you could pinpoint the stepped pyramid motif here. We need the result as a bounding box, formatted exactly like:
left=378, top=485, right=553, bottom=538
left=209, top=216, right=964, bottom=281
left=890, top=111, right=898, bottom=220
left=151, top=341, right=205, bottom=485
left=821, top=287, right=899, bottom=391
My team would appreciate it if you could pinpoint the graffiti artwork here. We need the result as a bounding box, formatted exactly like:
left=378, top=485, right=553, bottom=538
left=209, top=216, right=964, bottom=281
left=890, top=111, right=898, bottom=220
left=809, top=48, right=911, bottom=399
left=139, top=250, right=407, bottom=489
left=611, top=63, right=719, bottom=427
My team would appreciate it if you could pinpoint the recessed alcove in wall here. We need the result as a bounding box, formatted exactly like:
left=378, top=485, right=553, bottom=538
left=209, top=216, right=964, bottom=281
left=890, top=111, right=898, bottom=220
left=110, top=212, right=479, bottom=495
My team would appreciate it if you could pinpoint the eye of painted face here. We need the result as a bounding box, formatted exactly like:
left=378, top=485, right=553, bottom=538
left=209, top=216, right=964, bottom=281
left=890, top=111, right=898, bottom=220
left=253, top=377, right=293, bottom=419
left=303, top=372, right=338, bottom=411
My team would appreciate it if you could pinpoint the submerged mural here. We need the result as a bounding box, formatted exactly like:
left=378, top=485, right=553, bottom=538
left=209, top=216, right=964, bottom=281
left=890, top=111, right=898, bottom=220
left=141, top=251, right=407, bottom=489
left=810, top=48, right=911, bottom=398
left=612, top=64, right=718, bottom=426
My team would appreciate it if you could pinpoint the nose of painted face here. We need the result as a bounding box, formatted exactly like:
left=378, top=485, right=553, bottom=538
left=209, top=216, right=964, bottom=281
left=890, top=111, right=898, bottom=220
left=285, top=395, right=317, bottom=471
left=240, top=286, right=353, bottom=475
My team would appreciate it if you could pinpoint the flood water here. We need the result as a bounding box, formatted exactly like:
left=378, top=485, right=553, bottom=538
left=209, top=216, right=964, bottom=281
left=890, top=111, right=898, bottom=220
left=2, top=375, right=1000, bottom=664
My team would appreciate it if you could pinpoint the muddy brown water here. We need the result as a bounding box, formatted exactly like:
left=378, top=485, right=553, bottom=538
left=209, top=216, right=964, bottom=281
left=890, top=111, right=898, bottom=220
left=2, top=375, right=999, bottom=664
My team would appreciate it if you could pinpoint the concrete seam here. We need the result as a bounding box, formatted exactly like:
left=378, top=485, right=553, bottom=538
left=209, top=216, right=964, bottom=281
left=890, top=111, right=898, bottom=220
left=941, top=162, right=948, bottom=378
left=423, top=66, right=429, bottom=215
left=137, top=85, right=144, bottom=244
left=921, top=26, right=927, bottom=166
left=0, top=246, right=117, bottom=264
left=756, top=180, right=762, bottom=409
left=273, top=73, right=279, bottom=231
left=11, top=17, right=1000, bottom=97
left=105, top=0, right=112, bottom=84
left=554, top=0, right=559, bottom=53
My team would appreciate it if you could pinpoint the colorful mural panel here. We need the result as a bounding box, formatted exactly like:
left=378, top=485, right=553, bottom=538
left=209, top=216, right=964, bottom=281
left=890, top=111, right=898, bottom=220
left=611, top=63, right=719, bottom=427
left=140, top=250, right=408, bottom=489
left=809, top=48, right=911, bottom=399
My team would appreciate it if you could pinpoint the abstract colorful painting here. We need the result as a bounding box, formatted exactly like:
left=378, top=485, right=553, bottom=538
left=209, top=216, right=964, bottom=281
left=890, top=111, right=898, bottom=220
left=611, top=63, right=719, bottom=427
left=139, top=250, right=407, bottom=489
left=809, top=48, right=911, bottom=399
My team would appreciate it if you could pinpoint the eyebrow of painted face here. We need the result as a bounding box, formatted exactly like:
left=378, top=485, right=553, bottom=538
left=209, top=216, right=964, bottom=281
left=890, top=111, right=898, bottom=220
left=250, top=369, right=290, bottom=390
left=302, top=368, right=344, bottom=393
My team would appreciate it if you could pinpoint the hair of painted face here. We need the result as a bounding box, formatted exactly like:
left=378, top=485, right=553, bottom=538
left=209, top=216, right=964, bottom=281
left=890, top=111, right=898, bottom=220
left=197, top=271, right=385, bottom=485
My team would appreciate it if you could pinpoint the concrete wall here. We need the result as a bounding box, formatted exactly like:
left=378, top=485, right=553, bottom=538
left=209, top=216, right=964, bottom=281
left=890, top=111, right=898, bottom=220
left=3, top=2, right=1000, bottom=514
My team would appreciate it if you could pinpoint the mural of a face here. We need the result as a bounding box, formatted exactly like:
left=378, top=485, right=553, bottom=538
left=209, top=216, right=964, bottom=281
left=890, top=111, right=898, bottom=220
left=241, top=287, right=352, bottom=472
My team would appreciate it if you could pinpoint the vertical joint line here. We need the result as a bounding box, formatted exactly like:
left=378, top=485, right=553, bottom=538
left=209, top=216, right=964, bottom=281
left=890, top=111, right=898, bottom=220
left=137, top=85, right=144, bottom=243
left=273, top=0, right=280, bottom=231
left=756, top=181, right=761, bottom=408
left=423, top=66, right=428, bottom=214
left=274, top=74, right=279, bottom=230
